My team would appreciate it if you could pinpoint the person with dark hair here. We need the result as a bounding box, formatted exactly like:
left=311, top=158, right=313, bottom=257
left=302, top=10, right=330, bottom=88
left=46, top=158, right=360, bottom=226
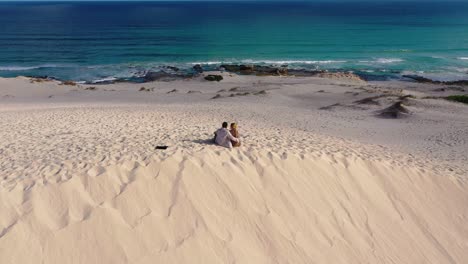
left=214, top=121, right=239, bottom=148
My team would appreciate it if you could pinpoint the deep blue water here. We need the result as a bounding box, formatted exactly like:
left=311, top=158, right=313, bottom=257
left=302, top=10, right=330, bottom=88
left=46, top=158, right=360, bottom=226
left=0, top=1, right=468, bottom=82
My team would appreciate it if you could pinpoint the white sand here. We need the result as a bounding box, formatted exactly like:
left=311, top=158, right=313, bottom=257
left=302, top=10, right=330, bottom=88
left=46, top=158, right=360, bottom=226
left=0, top=75, right=467, bottom=263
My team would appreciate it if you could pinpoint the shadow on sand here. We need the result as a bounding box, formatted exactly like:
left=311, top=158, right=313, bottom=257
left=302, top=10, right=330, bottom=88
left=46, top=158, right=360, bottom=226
left=191, top=138, right=216, bottom=146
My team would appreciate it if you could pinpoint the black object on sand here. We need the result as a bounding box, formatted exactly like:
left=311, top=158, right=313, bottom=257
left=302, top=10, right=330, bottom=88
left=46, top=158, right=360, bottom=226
left=155, top=146, right=169, bottom=150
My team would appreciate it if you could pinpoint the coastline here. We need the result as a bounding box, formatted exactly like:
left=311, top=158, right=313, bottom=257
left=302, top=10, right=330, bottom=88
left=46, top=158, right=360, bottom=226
left=1, top=74, right=468, bottom=263
left=2, top=62, right=468, bottom=85
left=1, top=0, right=468, bottom=261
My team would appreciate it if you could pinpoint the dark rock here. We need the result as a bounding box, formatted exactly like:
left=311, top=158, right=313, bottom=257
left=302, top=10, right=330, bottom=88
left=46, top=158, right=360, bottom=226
left=237, top=66, right=249, bottom=74
left=403, top=75, right=438, bottom=83
left=287, top=69, right=324, bottom=77
left=163, top=66, right=179, bottom=72
left=253, top=65, right=288, bottom=76
left=220, top=65, right=241, bottom=72
left=143, top=71, right=192, bottom=82
left=403, top=75, right=468, bottom=86
left=205, top=75, right=223, bottom=82
left=446, top=80, right=468, bottom=86
left=220, top=64, right=288, bottom=76
left=193, top=64, right=203, bottom=73
left=144, top=71, right=174, bottom=81
left=239, top=65, right=254, bottom=72
left=219, top=64, right=364, bottom=80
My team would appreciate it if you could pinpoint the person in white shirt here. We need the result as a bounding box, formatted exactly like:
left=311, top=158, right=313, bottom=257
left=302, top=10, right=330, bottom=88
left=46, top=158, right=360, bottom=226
left=214, top=122, right=240, bottom=149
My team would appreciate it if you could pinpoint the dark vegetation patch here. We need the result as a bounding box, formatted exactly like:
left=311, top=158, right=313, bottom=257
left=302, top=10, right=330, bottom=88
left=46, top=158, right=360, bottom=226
left=139, top=87, right=154, bottom=92
left=254, top=90, right=267, bottom=95
left=61, top=80, right=76, bottom=86
left=446, top=95, right=468, bottom=104
left=204, top=75, right=223, bottom=82
left=377, top=101, right=411, bottom=119
left=319, top=103, right=341, bottom=110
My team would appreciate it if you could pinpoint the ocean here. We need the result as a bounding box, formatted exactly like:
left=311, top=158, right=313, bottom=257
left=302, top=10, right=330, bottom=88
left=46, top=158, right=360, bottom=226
left=0, top=1, right=467, bottom=82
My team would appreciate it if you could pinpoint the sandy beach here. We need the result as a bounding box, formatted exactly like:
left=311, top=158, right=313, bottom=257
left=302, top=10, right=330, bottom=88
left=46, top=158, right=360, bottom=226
left=1, top=73, right=468, bottom=263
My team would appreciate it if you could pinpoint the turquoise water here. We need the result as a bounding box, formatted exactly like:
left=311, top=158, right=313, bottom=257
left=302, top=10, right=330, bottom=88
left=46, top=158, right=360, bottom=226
left=0, top=1, right=467, bottom=82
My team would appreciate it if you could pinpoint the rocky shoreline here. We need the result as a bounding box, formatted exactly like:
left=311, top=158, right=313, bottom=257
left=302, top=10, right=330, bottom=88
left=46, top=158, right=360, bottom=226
left=24, top=64, right=468, bottom=85
left=110, top=64, right=368, bottom=84
left=403, top=75, right=468, bottom=86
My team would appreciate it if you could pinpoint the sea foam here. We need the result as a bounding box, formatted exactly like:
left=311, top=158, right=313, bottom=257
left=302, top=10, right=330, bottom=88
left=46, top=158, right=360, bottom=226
left=0, top=66, right=41, bottom=71
left=376, top=58, right=404, bottom=64
left=191, top=60, right=347, bottom=65
left=0, top=64, right=66, bottom=71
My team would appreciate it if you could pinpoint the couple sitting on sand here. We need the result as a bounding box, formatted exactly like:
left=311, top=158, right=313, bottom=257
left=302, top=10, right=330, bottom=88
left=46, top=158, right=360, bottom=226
left=214, top=122, right=241, bottom=149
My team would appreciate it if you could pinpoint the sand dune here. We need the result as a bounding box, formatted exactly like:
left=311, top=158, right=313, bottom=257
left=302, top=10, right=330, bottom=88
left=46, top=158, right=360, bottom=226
left=1, top=76, right=468, bottom=263
left=1, top=147, right=467, bottom=263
